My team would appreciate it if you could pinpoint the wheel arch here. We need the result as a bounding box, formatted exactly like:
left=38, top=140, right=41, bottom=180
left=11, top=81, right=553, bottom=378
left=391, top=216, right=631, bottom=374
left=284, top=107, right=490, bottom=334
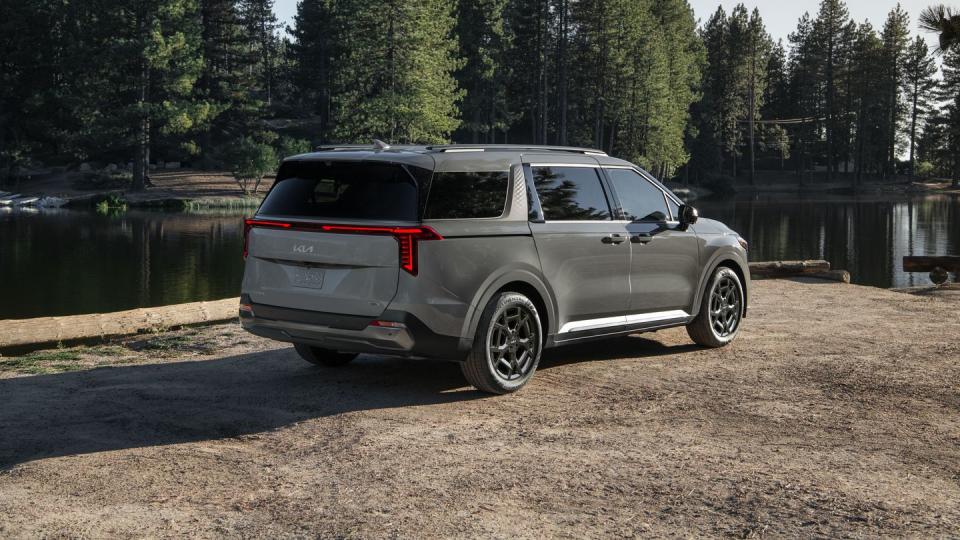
left=459, top=269, right=557, bottom=351
left=693, top=250, right=750, bottom=318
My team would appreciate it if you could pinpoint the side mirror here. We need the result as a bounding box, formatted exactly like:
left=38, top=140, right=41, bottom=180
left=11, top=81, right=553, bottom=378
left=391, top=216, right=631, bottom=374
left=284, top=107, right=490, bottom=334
left=678, top=204, right=699, bottom=225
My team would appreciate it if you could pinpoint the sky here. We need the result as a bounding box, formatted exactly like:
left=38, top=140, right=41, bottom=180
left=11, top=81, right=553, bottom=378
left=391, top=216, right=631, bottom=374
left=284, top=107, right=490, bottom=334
left=273, top=0, right=938, bottom=48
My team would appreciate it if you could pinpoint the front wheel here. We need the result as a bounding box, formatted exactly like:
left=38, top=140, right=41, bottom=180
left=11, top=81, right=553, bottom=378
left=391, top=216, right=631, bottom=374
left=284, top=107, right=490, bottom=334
left=294, top=344, right=357, bottom=367
left=686, top=266, right=744, bottom=348
left=461, top=292, right=543, bottom=394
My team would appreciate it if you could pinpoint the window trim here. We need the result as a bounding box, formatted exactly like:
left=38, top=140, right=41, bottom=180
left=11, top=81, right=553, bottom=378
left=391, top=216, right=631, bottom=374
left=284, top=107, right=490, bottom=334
left=527, top=164, right=616, bottom=223
left=601, top=165, right=682, bottom=223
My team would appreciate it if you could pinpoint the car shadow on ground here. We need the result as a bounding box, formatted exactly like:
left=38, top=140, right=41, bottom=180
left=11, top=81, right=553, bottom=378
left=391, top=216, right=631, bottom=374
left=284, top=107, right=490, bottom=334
left=0, top=335, right=699, bottom=470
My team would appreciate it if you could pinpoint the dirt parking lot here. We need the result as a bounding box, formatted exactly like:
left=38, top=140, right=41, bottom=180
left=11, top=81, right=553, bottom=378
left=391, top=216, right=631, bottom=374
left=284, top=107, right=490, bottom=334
left=0, top=279, right=958, bottom=538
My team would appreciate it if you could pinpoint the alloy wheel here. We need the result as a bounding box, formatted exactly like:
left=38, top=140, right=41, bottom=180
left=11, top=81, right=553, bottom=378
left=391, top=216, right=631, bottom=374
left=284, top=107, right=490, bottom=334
left=487, top=305, right=539, bottom=381
left=709, top=275, right=742, bottom=338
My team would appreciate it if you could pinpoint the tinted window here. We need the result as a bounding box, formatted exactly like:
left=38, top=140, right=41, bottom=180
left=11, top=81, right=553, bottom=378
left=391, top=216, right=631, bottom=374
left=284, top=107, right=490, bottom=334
left=260, top=161, right=421, bottom=221
left=665, top=195, right=680, bottom=221
left=606, top=168, right=669, bottom=222
left=424, top=171, right=509, bottom=219
left=533, top=166, right=611, bottom=221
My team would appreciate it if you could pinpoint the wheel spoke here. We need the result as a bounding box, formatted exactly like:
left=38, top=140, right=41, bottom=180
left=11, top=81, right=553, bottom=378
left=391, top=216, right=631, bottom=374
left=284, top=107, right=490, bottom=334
left=486, top=301, right=541, bottom=382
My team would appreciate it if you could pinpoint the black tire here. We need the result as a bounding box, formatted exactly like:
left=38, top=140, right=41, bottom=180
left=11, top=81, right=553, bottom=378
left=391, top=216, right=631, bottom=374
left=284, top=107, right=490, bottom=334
left=294, top=343, right=357, bottom=367
left=461, top=292, right=543, bottom=394
left=687, top=266, right=745, bottom=348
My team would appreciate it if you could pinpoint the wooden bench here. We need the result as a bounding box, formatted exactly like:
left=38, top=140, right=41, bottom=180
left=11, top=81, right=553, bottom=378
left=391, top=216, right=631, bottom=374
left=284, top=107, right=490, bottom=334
left=903, top=256, right=960, bottom=285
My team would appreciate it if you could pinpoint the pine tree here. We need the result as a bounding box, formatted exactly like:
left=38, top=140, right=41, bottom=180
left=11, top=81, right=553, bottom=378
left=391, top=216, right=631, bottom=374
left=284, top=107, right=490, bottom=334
left=691, top=6, right=731, bottom=179
left=506, top=0, right=552, bottom=144
left=811, top=0, right=850, bottom=180
left=788, top=13, right=820, bottom=180
left=880, top=5, right=911, bottom=176
left=762, top=41, right=792, bottom=170
left=240, top=0, right=280, bottom=105
left=288, top=0, right=343, bottom=141
left=939, top=45, right=960, bottom=186
left=84, top=0, right=213, bottom=190
left=902, top=36, right=938, bottom=180
left=332, top=0, right=463, bottom=143
left=454, top=0, right=513, bottom=143
left=849, top=22, right=886, bottom=183
left=198, top=0, right=260, bottom=165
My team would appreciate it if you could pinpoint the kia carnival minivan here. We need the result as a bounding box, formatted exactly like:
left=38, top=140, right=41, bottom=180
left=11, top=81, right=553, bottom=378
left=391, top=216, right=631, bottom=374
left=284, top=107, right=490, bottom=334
left=240, top=143, right=749, bottom=394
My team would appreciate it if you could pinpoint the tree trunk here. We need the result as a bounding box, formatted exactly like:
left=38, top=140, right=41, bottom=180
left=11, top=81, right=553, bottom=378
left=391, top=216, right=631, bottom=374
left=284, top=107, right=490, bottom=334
left=132, top=58, right=148, bottom=191
left=909, top=84, right=919, bottom=181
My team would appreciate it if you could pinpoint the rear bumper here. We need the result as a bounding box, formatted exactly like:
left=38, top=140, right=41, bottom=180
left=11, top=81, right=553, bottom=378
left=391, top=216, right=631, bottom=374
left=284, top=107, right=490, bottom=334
left=239, top=298, right=466, bottom=361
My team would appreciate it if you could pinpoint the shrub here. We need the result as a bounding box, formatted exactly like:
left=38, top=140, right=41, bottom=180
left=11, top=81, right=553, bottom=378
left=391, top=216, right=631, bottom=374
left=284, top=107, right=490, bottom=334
left=276, top=137, right=312, bottom=161
left=915, top=161, right=936, bottom=179
left=225, top=137, right=277, bottom=195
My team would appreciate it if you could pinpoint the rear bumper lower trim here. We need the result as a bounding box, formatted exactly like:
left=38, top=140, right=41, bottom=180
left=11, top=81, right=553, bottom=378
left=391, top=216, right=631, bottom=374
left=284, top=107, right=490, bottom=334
left=239, top=299, right=465, bottom=361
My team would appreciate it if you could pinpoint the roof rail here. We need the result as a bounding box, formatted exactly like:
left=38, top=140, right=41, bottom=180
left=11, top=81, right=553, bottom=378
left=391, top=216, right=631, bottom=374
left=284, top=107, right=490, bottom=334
left=313, top=144, right=373, bottom=151
left=425, top=144, right=607, bottom=156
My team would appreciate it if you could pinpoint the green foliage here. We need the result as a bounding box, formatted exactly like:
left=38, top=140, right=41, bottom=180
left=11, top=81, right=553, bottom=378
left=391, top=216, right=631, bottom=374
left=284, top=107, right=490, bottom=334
left=332, top=0, right=464, bottom=143
left=275, top=136, right=312, bottom=161
left=1, top=0, right=952, bottom=189
left=454, top=0, right=514, bottom=143
left=94, top=194, right=129, bottom=215
left=918, top=4, right=960, bottom=53
left=226, top=136, right=277, bottom=194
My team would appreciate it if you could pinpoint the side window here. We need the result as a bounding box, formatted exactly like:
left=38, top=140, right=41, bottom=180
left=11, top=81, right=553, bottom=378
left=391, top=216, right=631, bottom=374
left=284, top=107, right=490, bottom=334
left=665, top=195, right=680, bottom=221
left=605, top=168, right=670, bottom=222
left=532, top=166, right=611, bottom=221
left=424, top=171, right=509, bottom=219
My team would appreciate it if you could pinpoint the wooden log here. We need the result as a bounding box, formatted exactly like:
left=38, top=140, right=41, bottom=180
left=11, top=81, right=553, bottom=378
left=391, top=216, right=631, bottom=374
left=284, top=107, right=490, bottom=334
left=749, top=260, right=831, bottom=278
left=902, top=256, right=960, bottom=273
left=807, top=270, right=851, bottom=284
left=0, top=298, right=239, bottom=352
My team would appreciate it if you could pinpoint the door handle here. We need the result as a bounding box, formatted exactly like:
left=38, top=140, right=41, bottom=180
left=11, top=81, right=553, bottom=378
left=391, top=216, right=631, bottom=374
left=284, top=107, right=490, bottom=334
left=631, top=233, right=653, bottom=244
left=602, top=234, right=626, bottom=245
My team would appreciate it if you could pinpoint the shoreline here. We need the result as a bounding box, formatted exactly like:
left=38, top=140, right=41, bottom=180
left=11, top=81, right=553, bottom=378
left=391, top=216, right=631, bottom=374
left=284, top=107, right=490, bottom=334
left=4, top=269, right=954, bottom=355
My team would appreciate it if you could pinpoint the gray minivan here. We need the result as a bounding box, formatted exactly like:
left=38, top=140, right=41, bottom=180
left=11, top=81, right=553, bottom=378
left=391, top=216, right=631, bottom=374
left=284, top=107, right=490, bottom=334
left=240, top=143, right=749, bottom=394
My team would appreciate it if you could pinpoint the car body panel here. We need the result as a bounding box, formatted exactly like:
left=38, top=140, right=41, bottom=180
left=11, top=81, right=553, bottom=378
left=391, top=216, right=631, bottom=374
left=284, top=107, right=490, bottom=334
left=240, top=145, right=750, bottom=361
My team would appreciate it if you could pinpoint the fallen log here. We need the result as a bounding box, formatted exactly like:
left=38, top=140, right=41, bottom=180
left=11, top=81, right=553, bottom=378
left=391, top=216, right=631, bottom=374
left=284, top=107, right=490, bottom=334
left=902, top=256, right=960, bottom=272
left=0, top=298, right=239, bottom=353
left=806, top=270, right=851, bottom=284
left=749, top=260, right=831, bottom=279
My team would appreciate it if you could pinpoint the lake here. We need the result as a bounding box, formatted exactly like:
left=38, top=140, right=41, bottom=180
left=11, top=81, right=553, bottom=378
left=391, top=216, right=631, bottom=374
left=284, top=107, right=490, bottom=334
left=1, top=193, right=957, bottom=320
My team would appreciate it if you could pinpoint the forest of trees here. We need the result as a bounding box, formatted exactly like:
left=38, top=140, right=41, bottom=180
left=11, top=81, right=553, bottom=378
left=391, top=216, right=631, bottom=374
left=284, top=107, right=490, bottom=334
left=1, top=0, right=958, bottom=190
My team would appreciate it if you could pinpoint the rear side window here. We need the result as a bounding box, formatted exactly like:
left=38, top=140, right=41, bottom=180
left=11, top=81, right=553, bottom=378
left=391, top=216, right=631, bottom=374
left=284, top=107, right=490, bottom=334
left=261, top=161, right=422, bottom=221
left=532, top=166, right=611, bottom=221
left=424, top=171, right=509, bottom=219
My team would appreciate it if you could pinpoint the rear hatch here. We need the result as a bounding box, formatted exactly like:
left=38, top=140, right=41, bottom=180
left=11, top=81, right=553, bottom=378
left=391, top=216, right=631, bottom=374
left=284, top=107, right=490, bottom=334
left=243, top=159, right=432, bottom=317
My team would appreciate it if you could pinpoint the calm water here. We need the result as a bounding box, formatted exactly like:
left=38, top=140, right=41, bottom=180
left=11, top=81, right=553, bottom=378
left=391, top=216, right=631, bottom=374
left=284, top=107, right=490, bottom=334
left=0, top=209, right=245, bottom=320
left=696, top=193, right=960, bottom=289
left=1, top=194, right=957, bottom=320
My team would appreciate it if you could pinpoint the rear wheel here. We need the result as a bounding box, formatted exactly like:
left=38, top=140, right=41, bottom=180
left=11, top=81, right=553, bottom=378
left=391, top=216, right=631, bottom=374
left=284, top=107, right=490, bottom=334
left=686, top=266, right=744, bottom=348
left=294, top=343, right=357, bottom=367
left=461, top=292, right=543, bottom=394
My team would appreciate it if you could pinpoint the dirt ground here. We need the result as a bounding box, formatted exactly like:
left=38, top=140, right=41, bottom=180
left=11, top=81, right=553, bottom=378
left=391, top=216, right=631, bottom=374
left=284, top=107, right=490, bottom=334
left=0, top=279, right=958, bottom=538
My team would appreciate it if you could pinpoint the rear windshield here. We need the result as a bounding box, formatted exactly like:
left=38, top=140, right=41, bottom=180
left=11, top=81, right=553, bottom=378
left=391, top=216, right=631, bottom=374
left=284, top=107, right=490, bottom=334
left=424, top=171, right=509, bottom=219
left=260, top=161, right=424, bottom=221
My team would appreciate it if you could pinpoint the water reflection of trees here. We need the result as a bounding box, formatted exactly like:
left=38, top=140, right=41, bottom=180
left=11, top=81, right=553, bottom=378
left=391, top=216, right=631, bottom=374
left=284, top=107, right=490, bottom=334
left=696, top=195, right=960, bottom=288
left=0, top=211, right=245, bottom=319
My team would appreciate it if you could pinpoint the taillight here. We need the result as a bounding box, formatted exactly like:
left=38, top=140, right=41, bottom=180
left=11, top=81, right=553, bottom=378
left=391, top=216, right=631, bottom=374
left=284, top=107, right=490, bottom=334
left=320, top=224, right=443, bottom=275
left=243, top=219, right=291, bottom=258
left=241, top=219, right=442, bottom=275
